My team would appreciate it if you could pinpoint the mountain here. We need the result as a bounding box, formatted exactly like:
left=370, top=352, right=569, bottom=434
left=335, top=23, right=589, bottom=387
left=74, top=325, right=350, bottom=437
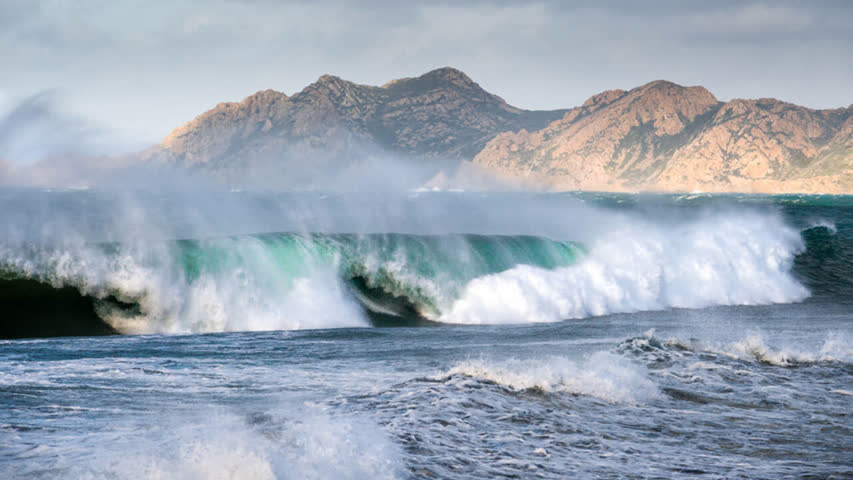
left=473, top=81, right=853, bottom=193
left=158, top=67, right=566, bottom=170
left=156, top=68, right=852, bottom=193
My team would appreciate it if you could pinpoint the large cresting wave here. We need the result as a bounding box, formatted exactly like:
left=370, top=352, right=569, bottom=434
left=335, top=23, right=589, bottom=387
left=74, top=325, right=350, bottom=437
left=0, top=208, right=814, bottom=336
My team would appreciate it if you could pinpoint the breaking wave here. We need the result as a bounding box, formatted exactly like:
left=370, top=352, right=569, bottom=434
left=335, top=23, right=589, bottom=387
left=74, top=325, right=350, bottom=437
left=442, top=211, right=808, bottom=324
left=0, top=233, right=580, bottom=335
left=618, top=330, right=852, bottom=367
left=53, top=407, right=401, bottom=480
left=2, top=205, right=842, bottom=337
left=437, top=352, right=659, bottom=404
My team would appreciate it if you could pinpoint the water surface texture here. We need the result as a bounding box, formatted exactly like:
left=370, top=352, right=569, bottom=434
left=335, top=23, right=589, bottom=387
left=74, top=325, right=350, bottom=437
left=1, top=192, right=851, bottom=479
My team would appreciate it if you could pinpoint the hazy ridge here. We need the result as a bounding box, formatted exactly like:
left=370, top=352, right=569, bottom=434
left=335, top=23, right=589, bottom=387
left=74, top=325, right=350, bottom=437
left=156, top=67, right=852, bottom=193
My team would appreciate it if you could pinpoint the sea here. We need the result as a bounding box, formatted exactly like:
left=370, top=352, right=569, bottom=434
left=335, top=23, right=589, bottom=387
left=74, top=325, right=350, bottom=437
left=0, top=190, right=850, bottom=479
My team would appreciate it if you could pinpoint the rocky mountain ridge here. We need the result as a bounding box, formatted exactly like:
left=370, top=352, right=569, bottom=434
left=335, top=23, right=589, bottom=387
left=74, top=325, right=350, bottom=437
left=474, top=80, right=852, bottom=193
left=157, top=68, right=852, bottom=193
left=159, top=67, right=566, bottom=170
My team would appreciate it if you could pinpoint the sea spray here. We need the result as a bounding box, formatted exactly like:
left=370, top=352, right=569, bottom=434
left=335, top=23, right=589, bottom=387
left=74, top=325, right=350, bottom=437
left=439, top=352, right=660, bottom=403
left=442, top=209, right=808, bottom=324
left=0, top=233, right=582, bottom=333
left=0, top=192, right=829, bottom=335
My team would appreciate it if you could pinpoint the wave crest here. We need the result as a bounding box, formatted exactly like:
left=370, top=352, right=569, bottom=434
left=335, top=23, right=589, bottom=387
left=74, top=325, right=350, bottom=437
left=438, top=352, right=659, bottom=404
left=0, top=208, right=817, bottom=334
left=619, top=330, right=852, bottom=367
left=441, top=211, right=808, bottom=324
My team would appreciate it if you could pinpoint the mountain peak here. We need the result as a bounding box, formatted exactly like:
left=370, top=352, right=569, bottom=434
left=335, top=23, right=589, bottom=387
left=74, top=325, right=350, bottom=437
left=162, top=89, right=289, bottom=145
left=316, top=73, right=345, bottom=85
left=382, top=66, right=481, bottom=92
left=244, top=89, right=289, bottom=103
left=422, top=66, right=474, bottom=82
left=633, top=80, right=718, bottom=103
left=582, top=89, right=627, bottom=108
left=639, top=79, right=683, bottom=90
left=293, top=74, right=383, bottom=109
left=307, top=74, right=364, bottom=93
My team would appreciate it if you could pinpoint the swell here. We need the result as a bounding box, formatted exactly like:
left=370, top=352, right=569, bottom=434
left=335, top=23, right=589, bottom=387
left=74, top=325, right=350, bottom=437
left=0, top=207, right=849, bottom=337
left=794, top=223, right=853, bottom=302
left=0, top=233, right=581, bottom=337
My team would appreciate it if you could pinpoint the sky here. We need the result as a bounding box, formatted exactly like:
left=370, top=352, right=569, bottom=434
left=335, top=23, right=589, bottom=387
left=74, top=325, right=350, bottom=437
left=2, top=0, right=852, bottom=148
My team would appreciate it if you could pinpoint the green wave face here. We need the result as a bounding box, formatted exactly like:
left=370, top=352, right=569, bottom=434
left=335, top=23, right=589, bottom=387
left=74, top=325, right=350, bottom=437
left=173, top=233, right=584, bottom=319
left=176, top=233, right=337, bottom=287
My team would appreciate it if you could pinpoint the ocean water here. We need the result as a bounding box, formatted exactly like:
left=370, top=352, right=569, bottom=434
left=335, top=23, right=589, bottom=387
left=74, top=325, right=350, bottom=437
left=1, top=191, right=851, bottom=479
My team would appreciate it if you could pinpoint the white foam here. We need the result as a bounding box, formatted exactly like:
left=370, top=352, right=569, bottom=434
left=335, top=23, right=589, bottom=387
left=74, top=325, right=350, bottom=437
left=67, top=409, right=401, bottom=480
left=673, top=332, right=852, bottom=366
left=0, top=205, right=813, bottom=334
left=725, top=335, right=820, bottom=366
left=441, top=210, right=808, bottom=324
left=0, top=238, right=368, bottom=334
left=805, top=218, right=837, bottom=234
left=441, top=352, right=659, bottom=404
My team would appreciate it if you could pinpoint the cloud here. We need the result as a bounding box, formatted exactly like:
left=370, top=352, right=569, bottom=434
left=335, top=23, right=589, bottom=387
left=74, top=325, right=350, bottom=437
left=685, top=3, right=814, bottom=36
left=1, top=0, right=850, bottom=142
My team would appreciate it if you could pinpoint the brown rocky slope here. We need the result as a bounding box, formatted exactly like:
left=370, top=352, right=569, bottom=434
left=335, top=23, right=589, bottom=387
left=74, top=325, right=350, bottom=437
left=157, top=69, right=852, bottom=193
left=474, top=80, right=853, bottom=193
left=158, top=67, right=565, bottom=171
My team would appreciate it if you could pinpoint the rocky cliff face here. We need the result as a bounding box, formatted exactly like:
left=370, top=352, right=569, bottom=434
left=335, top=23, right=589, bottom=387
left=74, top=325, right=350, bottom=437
left=373, top=68, right=562, bottom=158
left=162, top=89, right=291, bottom=166
left=158, top=68, right=852, bottom=193
left=158, top=67, right=565, bottom=170
left=473, top=81, right=853, bottom=193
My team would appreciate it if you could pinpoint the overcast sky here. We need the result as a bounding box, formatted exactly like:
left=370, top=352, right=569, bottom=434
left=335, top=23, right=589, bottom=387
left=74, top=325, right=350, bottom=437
left=2, top=0, right=852, bottom=146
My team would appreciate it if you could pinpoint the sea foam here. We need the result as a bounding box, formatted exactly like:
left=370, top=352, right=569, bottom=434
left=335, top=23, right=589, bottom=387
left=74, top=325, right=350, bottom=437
left=440, top=352, right=659, bottom=404
left=0, top=204, right=811, bottom=333
left=66, top=409, right=401, bottom=480
left=441, top=210, right=808, bottom=324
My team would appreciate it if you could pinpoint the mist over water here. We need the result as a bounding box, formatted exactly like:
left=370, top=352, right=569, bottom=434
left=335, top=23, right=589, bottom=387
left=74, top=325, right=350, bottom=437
left=1, top=93, right=852, bottom=478
left=0, top=187, right=819, bottom=335
left=2, top=187, right=852, bottom=479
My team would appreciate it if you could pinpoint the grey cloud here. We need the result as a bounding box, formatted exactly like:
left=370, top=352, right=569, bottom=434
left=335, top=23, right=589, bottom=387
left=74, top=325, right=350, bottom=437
left=1, top=0, right=850, bottom=145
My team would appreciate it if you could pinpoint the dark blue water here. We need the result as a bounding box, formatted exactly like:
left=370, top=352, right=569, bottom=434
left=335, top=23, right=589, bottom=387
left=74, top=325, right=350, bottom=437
left=1, top=192, right=851, bottom=479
